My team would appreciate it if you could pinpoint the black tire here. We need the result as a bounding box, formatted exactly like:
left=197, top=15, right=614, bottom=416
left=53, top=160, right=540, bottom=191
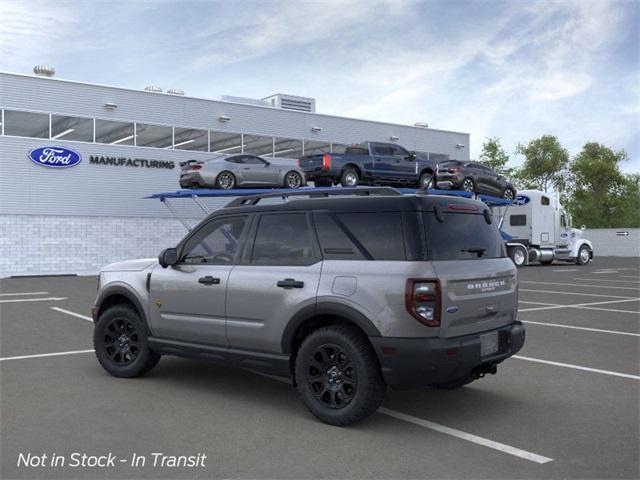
left=576, top=245, right=591, bottom=265
left=418, top=172, right=434, bottom=189
left=508, top=245, right=527, bottom=268
left=461, top=177, right=475, bottom=192
left=284, top=170, right=303, bottom=189
left=340, top=168, right=359, bottom=187
left=294, top=325, right=386, bottom=426
left=94, top=304, right=160, bottom=378
left=216, top=171, right=236, bottom=190
left=430, top=376, right=475, bottom=390
left=314, top=178, right=333, bottom=187
left=503, top=187, right=516, bottom=200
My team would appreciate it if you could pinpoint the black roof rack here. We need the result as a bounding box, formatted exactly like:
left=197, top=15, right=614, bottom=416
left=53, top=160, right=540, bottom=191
left=225, top=187, right=402, bottom=207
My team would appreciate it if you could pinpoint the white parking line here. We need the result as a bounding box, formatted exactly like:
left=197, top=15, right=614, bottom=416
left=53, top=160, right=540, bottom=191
left=513, top=356, right=640, bottom=380
left=593, top=271, right=619, bottom=274
left=572, top=278, right=640, bottom=284
left=519, top=288, right=636, bottom=299
left=51, top=307, right=93, bottom=322
left=575, top=306, right=640, bottom=315
left=0, top=291, right=49, bottom=296
left=620, top=275, right=640, bottom=279
left=552, top=269, right=579, bottom=272
left=0, top=297, right=68, bottom=304
left=521, top=281, right=639, bottom=291
left=522, top=320, right=640, bottom=337
left=378, top=408, right=553, bottom=464
left=518, top=297, right=640, bottom=313
left=0, top=349, right=95, bottom=362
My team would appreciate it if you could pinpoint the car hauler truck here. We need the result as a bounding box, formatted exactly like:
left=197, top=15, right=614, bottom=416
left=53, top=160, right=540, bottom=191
left=493, top=190, right=593, bottom=267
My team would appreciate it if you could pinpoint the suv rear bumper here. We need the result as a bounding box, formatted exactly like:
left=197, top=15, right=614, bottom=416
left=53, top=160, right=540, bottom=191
left=370, top=321, right=525, bottom=390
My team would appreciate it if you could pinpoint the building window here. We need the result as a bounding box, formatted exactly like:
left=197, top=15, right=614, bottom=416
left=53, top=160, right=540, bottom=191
left=173, top=127, right=208, bottom=151
left=50, top=114, right=93, bottom=142
left=3, top=110, right=49, bottom=138
left=243, top=134, right=274, bottom=156
left=135, top=123, right=173, bottom=148
left=304, top=140, right=331, bottom=155
left=273, top=137, right=303, bottom=159
left=95, top=119, right=135, bottom=145
left=210, top=131, right=243, bottom=154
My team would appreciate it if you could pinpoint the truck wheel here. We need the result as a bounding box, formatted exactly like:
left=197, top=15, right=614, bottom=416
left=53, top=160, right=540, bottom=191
left=576, top=245, right=591, bottom=265
left=508, top=245, right=527, bottom=267
left=418, top=172, right=434, bottom=189
left=503, top=188, right=516, bottom=200
left=94, top=304, right=161, bottom=378
left=340, top=168, right=359, bottom=187
left=461, top=177, right=475, bottom=192
left=430, top=376, right=475, bottom=390
left=216, top=171, right=236, bottom=189
left=294, top=325, right=386, bottom=426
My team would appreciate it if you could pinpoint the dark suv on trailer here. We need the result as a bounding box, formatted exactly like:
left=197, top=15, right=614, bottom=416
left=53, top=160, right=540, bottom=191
left=92, top=188, right=525, bottom=426
left=436, top=160, right=516, bottom=199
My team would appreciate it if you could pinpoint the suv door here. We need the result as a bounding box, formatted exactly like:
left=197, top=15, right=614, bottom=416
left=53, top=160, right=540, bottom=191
left=148, top=215, right=250, bottom=348
left=225, top=212, right=322, bottom=353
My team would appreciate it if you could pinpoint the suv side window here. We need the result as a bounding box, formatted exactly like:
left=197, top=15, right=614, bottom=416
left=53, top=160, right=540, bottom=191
left=181, top=216, right=247, bottom=264
left=335, top=212, right=406, bottom=260
left=313, top=212, right=365, bottom=260
left=251, top=213, right=317, bottom=265
left=389, top=145, right=410, bottom=158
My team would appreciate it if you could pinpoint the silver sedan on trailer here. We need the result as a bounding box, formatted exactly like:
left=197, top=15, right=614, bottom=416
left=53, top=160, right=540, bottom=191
left=179, top=154, right=307, bottom=190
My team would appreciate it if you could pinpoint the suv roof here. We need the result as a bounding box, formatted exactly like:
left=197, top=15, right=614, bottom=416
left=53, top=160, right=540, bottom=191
left=213, top=192, right=486, bottom=217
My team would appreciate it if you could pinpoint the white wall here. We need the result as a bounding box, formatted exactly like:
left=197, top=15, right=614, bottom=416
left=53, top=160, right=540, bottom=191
left=584, top=228, right=640, bottom=257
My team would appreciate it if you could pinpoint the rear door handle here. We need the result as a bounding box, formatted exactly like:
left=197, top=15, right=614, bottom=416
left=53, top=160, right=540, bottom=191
left=198, top=276, right=220, bottom=285
left=277, top=278, right=304, bottom=289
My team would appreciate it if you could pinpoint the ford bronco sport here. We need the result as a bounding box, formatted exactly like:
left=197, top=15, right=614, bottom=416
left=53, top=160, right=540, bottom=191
left=92, top=187, right=525, bottom=426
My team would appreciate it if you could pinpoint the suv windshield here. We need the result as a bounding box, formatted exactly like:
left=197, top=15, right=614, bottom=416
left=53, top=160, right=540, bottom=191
left=423, top=212, right=505, bottom=260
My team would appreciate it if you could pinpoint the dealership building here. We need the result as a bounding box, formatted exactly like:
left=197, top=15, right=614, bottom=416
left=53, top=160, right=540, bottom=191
left=0, top=69, right=470, bottom=277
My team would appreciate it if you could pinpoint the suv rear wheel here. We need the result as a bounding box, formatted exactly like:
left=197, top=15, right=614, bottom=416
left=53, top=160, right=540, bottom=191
left=295, top=325, right=385, bottom=426
left=94, top=304, right=161, bottom=378
left=461, top=177, right=475, bottom=192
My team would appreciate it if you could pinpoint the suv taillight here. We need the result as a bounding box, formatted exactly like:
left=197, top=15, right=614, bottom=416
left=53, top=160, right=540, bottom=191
left=322, top=153, right=332, bottom=171
left=448, top=167, right=460, bottom=173
left=297, top=159, right=301, bottom=167
left=192, top=165, right=202, bottom=170
left=405, top=279, right=441, bottom=327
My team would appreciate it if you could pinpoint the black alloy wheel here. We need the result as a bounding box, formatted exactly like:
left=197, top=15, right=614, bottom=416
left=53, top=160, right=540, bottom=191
left=102, top=317, right=140, bottom=366
left=307, top=344, right=358, bottom=409
left=462, top=178, right=475, bottom=192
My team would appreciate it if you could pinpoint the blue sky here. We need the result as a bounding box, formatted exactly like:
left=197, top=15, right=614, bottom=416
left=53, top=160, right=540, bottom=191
left=1, top=0, right=638, bottom=171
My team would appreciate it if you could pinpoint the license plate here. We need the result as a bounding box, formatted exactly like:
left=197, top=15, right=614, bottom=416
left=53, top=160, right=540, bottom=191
left=480, top=332, right=499, bottom=357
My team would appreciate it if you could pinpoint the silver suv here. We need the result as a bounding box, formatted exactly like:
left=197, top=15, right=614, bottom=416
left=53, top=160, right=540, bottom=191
left=92, top=188, right=525, bottom=426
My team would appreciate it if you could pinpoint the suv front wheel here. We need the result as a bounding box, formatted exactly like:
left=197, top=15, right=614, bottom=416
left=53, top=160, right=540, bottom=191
left=94, top=304, right=161, bottom=378
left=295, top=325, right=385, bottom=426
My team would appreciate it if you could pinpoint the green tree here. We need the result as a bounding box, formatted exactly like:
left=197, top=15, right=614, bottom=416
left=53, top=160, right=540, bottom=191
left=565, top=142, right=638, bottom=228
left=479, top=137, right=512, bottom=175
left=516, top=135, right=569, bottom=193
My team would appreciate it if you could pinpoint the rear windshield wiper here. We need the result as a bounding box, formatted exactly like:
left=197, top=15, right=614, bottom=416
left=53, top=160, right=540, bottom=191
left=461, top=247, right=487, bottom=257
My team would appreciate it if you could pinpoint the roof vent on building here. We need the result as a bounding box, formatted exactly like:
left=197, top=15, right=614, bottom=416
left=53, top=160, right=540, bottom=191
left=262, top=94, right=316, bottom=113
left=167, top=89, right=185, bottom=95
left=144, top=85, right=163, bottom=93
left=33, top=65, right=55, bottom=77
left=414, top=122, right=429, bottom=128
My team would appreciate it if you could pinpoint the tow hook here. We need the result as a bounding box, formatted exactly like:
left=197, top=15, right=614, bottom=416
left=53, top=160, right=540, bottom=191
left=472, top=363, right=498, bottom=379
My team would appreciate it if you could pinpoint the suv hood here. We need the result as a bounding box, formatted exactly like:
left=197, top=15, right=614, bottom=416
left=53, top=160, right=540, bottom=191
left=101, top=258, right=157, bottom=272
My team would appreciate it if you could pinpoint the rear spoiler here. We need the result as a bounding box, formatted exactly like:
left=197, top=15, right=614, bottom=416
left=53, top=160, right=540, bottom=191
left=179, top=160, right=201, bottom=168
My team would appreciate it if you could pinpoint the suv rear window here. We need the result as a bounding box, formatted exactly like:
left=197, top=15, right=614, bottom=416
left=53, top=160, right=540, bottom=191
left=423, top=212, right=505, bottom=260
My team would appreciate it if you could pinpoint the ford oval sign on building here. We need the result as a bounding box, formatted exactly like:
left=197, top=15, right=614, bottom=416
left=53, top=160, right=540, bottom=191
left=28, top=146, right=82, bottom=168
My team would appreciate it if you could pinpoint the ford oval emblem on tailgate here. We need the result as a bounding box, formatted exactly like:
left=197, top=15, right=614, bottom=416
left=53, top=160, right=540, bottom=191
left=28, top=146, right=82, bottom=168
left=446, top=306, right=459, bottom=314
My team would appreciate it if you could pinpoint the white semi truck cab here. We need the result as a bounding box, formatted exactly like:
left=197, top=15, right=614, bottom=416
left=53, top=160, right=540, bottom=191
left=492, top=190, right=594, bottom=267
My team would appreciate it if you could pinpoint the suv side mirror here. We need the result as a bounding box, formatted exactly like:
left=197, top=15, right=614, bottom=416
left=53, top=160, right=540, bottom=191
left=158, top=248, right=178, bottom=268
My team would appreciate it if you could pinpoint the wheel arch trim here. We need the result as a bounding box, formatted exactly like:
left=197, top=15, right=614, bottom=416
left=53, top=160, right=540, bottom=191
left=281, top=302, right=382, bottom=354
left=95, top=284, right=147, bottom=324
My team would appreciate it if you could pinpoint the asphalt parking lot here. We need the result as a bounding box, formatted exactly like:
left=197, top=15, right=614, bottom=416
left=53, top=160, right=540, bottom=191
left=1, top=256, right=638, bottom=479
